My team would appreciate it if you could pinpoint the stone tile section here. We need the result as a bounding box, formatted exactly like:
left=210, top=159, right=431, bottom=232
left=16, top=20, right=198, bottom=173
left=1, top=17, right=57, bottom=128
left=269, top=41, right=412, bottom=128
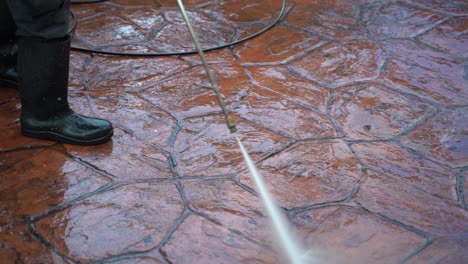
left=351, top=141, right=457, bottom=200
left=35, top=183, right=184, bottom=263
left=245, top=66, right=328, bottom=113
left=382, top=59, right=467, bottom=105
left=0, top=0, right=467, bottom=262
left=175, top=114, right=288, bottom=177
left=419, top=17, right=468, bottom=56
left=64, top=128, right=173, bottom=180
left=111, top=257, right=164, bottom=264
left=161, top=215, right=278, bottom=264
left=82, top=55, right=190, bottom=91
left=72, top=0, right=285, bottom=54
left=363, top=2, right=447, bottom=39
left=74, top=4, right=165, bottom=49
left=406, top=234, right=468, bottom=264
left=356, top=170, right=468, bottom=235
left=331, top=83, right=435, bottom=140
left=234, top=24, right=328, bottom=65
left=0, top=149, right=111, bottom=218
left=289, top=40, right=384, bottom=88
left=237, top=87, right=338, bottom=139
left=286, top=0, right=368, bottom=40
left=381, top=39, right=463, bottom=73
left=293, top=206, right=425, bottom=264
left=77, top=15, right=147, bottom=47
left=400, top=107, right=468, bottom=168
left=0, top=225, right=67, bottom=264
left=88, top=91, right=176, bottom=150
left=0, top=148, right=44, bottom=173
left=183, top=180, right=274, bottom=248
left=240, top=140, right=361, bottom=209
left=381, top=40, right=467, bottom=105
left=409, top=0, right=468, bottom=16
left=202, top=0, right=284, bottom=25
left=151, top=9, right=235, bottom=52
left=140, top=64, right=249, bottom=118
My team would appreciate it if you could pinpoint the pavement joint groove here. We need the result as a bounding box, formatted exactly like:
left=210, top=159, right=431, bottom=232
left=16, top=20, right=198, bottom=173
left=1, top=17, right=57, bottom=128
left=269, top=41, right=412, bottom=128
left=456, top=173, right=466, bottom=208
left=355, top=202, right=432, bottom=239
left=27, top=225, right=70, bottom=263
left=1, top=0, right=467, bottom=262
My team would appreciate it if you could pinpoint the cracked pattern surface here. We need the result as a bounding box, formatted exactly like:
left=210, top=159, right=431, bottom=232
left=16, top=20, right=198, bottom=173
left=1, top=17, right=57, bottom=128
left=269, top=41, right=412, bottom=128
left=1, top=0, right=467, bottom=263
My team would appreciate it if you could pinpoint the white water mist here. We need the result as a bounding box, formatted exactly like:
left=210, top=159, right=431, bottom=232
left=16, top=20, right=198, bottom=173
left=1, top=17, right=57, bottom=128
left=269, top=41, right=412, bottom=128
left=236, top=136, right=309, bottom=264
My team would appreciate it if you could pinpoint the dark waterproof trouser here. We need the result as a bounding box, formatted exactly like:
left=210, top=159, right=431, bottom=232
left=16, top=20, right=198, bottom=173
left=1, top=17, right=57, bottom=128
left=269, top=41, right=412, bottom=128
left=0, top=0, right=70, bottom=41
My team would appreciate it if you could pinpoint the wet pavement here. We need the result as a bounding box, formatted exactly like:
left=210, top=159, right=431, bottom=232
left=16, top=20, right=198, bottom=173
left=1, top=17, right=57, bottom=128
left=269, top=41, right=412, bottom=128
left=1, top=0, right=467, bottom=263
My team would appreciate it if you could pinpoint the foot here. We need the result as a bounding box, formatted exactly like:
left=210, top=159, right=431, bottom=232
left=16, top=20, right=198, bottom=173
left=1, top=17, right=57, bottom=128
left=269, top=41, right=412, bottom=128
left=21, top=110, right=113, bottom=145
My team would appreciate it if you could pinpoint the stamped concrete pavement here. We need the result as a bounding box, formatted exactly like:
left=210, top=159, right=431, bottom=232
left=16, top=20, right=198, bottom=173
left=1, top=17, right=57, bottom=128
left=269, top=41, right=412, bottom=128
left=1, top=0, right=467, bottom=263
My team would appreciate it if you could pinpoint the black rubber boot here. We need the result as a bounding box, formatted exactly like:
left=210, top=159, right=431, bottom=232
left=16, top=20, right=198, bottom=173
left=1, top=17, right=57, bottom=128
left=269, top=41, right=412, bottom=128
left=18, top=36, right=113, bottom=145
left=0, top=41, right=18, bottom=87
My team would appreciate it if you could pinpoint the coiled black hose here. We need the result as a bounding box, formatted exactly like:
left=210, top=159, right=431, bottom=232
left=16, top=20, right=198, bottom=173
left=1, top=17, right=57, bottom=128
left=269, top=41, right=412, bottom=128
left=70, top=0, right=287, bottom=56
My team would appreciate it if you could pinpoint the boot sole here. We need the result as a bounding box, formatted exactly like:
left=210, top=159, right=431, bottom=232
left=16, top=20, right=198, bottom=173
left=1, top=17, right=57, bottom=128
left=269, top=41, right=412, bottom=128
left=22, top=128, right=114, bottom=146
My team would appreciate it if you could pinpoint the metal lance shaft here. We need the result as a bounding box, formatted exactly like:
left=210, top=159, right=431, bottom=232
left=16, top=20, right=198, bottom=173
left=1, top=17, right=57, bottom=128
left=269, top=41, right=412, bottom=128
left=176, top=0, right=237, bottom=133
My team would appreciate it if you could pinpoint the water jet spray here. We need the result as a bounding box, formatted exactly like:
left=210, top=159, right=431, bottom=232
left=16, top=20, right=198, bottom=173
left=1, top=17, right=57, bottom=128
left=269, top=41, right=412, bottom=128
left=177, top=1, right=308, bottom=263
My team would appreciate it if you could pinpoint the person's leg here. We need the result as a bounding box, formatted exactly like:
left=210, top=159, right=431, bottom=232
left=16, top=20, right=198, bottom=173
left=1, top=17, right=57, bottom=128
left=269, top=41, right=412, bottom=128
left=6, top=0, right=70, bottom=39
left=0, top=0, right=16, bottom=40
left=0, top=0, right=18, bottom=86
left=6, top=0, right=113, bottom=145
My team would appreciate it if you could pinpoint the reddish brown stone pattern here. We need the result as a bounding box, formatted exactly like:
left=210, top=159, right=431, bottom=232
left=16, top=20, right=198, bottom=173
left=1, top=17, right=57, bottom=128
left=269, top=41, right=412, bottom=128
left=64, top=128, right=174, bottom=180
left=82, top=55, right=191, bottom=91
left=289, top=40, right=385, bottom=88
left=234, top=24, right=329, bottom=65
left=293, top=206, right=425, bottom=263
left=351, top=141, right=457, bottom=200
left=139, top=63, right=249, bottom=118
left=240, top=140, right=361, bottom=209
left=1, top=0, right=467, bottom=263
left=331, top=83, right=435, bottom=140
left=356, top=170, right=468, bottom=236
left=400, top=107, right=468, bottom=168
left=237, top=87, right=338, bottom=140
left=175, top=114, right=288, bottom=177
left=0, top=149, right=111, bottom=218
left=0, top=225, right=67, bottom=264
left=161, top=214, right=278, bottom=264
left=245, top=66, right=329, bottom=113
left=180, top=180, right=279, bottom=259
left=419, top=17, right=468, bottom=56
left=409, top=0, right=468, bottom=15
left=286, top=0, right=369, bottom=40
left=380, top=40, right=467, bottom=105
left=406, top=235, right=468, bottom=264
left=35, top=183, right=184, bottom=262
left=380, top=39, right=463, bottom=74
left=363, top=2, right=447, bottom=39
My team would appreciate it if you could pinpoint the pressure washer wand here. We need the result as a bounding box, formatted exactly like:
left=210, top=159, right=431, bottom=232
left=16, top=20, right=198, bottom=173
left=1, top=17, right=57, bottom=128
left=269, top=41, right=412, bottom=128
left=176, top=0, right=237, bottom=133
